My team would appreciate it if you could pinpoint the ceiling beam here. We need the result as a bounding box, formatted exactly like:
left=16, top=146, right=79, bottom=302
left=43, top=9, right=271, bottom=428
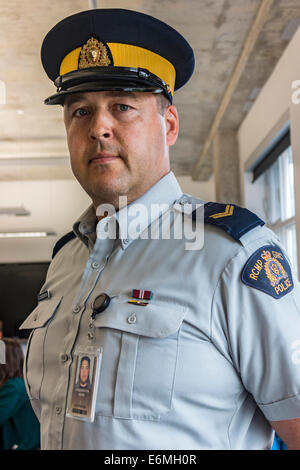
left=192, top=0, right=274, bottom=180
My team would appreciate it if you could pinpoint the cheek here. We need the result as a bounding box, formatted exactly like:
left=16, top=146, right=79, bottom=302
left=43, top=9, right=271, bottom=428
left=143, top=121, right=166, bottom=158
left=65, top=122, right=75, bottom=150
left=121, top=117, right=164, bottom=154
left=67, top=136, right=86, bottom=180
left=66, top=125, right=86, bottom=162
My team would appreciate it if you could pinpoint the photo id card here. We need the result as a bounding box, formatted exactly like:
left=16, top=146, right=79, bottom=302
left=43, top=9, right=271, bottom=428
left=66, top=345, right=103, bottom=423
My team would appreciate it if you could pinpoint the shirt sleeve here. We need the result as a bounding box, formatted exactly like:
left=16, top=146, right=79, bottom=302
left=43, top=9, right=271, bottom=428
left=211, top=238, right=300, bottom=422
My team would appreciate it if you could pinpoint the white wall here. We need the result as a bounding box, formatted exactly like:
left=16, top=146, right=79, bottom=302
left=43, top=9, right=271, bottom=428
left=0, top=179, right=90, bottom=263
left=177, top=174, right=215, bottom=202
left=238, top=26, right=300, bottom=273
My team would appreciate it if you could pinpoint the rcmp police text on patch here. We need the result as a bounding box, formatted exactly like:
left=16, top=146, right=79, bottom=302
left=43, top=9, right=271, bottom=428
left=241, top=245, right=294, bottom=299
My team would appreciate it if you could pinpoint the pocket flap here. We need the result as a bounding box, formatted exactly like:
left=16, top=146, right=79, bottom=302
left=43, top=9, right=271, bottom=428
left=93, top=298, right=188, bottom=338
left=19, top=296, right=63, bottom=330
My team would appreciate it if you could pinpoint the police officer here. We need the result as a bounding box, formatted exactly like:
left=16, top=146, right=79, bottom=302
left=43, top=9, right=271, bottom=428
left=20, top=9, right=300, bottom=449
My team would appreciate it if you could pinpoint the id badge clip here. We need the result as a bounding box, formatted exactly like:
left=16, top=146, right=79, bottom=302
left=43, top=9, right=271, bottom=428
left=66, top=345, right=103, bottom=423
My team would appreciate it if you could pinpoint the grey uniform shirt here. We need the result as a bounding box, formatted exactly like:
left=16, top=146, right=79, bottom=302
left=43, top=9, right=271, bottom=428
left=20, top=171, right=300, bottom=450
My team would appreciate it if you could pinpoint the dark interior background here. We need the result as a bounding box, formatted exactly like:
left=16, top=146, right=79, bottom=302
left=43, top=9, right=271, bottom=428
left=0, top=263, right=50, bottom=338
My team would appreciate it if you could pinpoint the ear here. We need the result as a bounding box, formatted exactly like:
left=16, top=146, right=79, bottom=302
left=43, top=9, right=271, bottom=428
left=165, top=105, right=179, bottom=146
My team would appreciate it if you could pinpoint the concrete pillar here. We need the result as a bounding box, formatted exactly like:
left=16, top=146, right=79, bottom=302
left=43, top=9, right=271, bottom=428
left=213, top=129, right=242, bottom=205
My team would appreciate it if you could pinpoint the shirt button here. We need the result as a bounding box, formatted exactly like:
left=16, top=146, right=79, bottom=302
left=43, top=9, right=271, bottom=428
left=72, top=304, right=81, bottom=313
left=55, top=406, right=62, bottom=415
left=91, top=261, right=100, bottom=269
left=60, top=354, right=68, bottom=362
left=127, top=314, right=136, bottom=324
left=180, top=198, right=188, bottom=204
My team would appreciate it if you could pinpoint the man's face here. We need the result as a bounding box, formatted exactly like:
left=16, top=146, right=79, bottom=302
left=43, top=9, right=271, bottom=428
left=80, top=360, right=90, bottom=384
left=63, top=90, right=178, bottom=209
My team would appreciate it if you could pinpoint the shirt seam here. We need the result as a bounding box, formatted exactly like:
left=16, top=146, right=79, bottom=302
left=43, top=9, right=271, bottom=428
left=258, top=391, right=300, bottom=407
left=226, top=389, right=248, bottom=450
left=209, top=243, right=246, bottom=358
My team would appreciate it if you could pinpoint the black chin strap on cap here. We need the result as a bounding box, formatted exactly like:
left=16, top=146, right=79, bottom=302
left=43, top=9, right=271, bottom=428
left=45, top=66, right=172, bottom=105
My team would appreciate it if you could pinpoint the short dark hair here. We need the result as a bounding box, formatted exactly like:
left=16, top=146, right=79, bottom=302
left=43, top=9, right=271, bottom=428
left=155, top=93, right=171, bottom=115
left=80, top=356, right=90, bottom=367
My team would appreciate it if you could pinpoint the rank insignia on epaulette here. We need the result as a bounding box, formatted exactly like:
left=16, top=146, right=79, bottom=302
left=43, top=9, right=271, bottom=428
left=241, top=245, right=294, bottom=299
left=209, top=204, right=234, bottom=219
left=202, top=202, right=265, bottom=241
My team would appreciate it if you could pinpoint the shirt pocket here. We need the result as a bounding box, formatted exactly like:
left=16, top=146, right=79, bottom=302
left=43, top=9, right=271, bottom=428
left=92, top=298, right=187, bottom=421
left=19, top=295, right=63, bottom=400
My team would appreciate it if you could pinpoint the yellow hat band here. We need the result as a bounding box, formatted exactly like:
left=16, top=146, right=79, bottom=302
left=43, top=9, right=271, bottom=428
left=59, top=41, right=176, bottom=95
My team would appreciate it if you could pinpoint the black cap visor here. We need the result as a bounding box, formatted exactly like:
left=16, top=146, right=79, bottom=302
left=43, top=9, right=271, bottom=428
left=45, top=66, right=171, bottom=105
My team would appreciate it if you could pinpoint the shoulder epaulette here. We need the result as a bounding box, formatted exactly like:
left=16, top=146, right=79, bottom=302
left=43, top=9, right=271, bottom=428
left=200, top=202, right=265, bottom=241
left=52, top=231, right=76, bottom=259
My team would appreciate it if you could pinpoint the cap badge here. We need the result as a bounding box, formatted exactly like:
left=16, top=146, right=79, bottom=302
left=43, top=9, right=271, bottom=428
left=79, top=37, right=111, bottom=69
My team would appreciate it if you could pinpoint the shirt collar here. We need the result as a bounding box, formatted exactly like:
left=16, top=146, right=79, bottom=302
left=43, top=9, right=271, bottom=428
left=73, top=171, right=183, bottom=250
left=115, top=171, right=183, bottom=249
left=73, top=204, right=97, bottom=246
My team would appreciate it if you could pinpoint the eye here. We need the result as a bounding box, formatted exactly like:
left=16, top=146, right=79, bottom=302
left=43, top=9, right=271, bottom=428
left=74, top=107, right=89, bottom=117
left=118, top=104, right=131, bottom=112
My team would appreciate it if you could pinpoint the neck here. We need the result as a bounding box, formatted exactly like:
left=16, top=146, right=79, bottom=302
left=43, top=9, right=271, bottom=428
left=93, top=171, right=170, bottom=221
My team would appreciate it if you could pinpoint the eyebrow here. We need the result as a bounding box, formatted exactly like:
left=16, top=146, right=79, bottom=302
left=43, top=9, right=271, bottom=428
left=64, top=91, right=139, bottom=107
left=64, top=94, right=85, bottom=107
left=105, top=91, right=139, bottom=100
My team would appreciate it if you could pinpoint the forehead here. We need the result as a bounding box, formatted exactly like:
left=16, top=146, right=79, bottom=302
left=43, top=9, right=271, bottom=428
left=64, top=90, right=152, bottom=106
left=80, top=360, right=89, bottom=366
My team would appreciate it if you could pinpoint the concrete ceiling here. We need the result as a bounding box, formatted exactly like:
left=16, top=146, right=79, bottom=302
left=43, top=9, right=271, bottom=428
left=0, top=0, right=300, bottom=182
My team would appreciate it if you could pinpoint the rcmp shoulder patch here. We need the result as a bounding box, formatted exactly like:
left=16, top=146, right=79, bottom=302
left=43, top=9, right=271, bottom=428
left=201, top=202, right=264, bottom=241
left=241, top=245, right=294, bottom=299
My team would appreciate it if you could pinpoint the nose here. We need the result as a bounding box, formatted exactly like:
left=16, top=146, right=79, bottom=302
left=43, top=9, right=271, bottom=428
left=89, top=109, right=113, bottom=141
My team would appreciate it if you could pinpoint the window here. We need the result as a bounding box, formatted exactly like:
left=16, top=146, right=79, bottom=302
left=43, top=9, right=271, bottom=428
left=260, top=144, right=298, bottom=276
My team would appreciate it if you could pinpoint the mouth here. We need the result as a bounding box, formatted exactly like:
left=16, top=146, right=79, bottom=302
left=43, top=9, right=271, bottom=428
left=89, top=152, right=120, bottom=164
